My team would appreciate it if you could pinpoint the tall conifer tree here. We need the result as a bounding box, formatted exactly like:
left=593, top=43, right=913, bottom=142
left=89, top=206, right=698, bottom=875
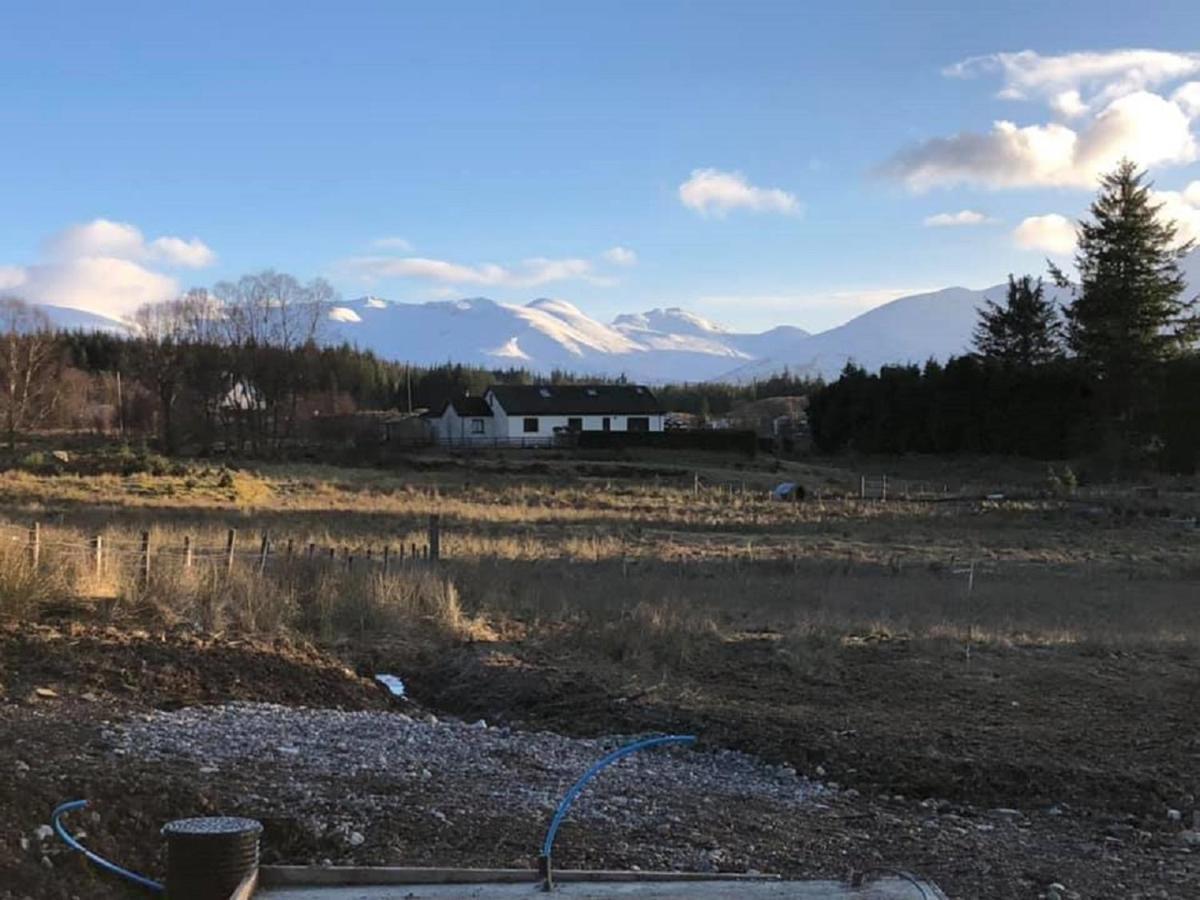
left=1054, top=160, right=1199, bottom=399
left=973, top=274, right=1062, bottom=367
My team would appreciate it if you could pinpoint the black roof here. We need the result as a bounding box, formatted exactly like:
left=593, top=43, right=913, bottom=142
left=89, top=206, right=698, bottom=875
left=442, top=396, right=492, bottom=417
left=487, top=384, right=661, bottom=415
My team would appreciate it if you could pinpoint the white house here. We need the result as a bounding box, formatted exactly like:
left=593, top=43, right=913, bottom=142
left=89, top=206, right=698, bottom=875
left=425, top=395, right=496, bottom=444
left=426, top=384, right=664, bottom=446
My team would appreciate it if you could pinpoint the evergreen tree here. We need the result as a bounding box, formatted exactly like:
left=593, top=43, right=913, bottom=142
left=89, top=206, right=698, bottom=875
left=1054, top=160, right=1199, bottom=392
left=973, top=274, right=1061, bottom=366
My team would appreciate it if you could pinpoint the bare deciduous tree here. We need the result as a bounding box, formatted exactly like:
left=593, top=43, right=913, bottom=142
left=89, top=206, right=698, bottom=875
left=0, top=297, right=64, bottom=451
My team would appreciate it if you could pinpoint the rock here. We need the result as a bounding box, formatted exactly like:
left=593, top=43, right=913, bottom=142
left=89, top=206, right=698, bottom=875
left=33, top=825, right=53, bottom=842
left=40, top=856, right=53, bottom=870
left=14, top=760, right=29, bottom=774
left=423, top=714, right=439, bottom=726
left=1179, top=830, right=1200, bottom=846
left=470, top=719, right=487, bottom=730
left=1167, top=809, right=1182, bottom=823
left=33, top=688, right=58, bottom=700
left=991, top=807, right=1023, bottom=818
left=346, top=831, right=365, bottom=847
left=80, top=692, right=100, bottom=703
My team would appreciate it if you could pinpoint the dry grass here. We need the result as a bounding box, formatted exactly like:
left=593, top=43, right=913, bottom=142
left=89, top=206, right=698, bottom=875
left=0, top=455, right=1195, bottom=663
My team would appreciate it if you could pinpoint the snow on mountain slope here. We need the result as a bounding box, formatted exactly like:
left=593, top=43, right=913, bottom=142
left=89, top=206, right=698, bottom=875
left=37, top=304, right=129, bottom=333
left=326, top=296, right=760, bottom=381
left=30, top=249, right=1200, bottom=383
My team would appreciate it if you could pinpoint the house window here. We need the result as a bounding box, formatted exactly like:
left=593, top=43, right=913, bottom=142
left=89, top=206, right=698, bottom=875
left=470, top=418, right=485, bottom=434
left=523, top=417, right=539, bottom=433
left=602, top=417, right=611, bottom=432
left=567, top=417, right=582, bottom=432
left=627, top=416, right=650, bottom=432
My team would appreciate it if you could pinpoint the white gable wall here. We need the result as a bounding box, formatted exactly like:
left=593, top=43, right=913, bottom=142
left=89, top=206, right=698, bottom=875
left=429, top=405, right=495, bottom=444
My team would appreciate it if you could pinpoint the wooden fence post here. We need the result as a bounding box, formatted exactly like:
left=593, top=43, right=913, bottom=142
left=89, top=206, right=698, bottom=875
left=428, top=514, right=441, bottom=562
left=224, top=529, right=237, bottom=574
left=140, top=531, right=151, bottom=586
left=307, top=542, right=316, bottom=560
left=92, top=535, right=103, bottom=577
left=258, top=533, right=270, bottom=574
left=382, top=546, right=391, bottom=576
left=27, top=522, right=40, bottom=570
left=286, top=539, right=294, bottom=562
left=183, top=535, right=193, bottom=570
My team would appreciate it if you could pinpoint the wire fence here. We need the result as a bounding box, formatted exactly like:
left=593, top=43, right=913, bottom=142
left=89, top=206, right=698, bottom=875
left=0, top=516, right=443, bottom=585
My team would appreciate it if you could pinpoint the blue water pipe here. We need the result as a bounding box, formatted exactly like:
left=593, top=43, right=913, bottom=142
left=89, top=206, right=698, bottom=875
left=51, top=799, right=165, bottom=893
left=538, top=734, right=697, bottom=891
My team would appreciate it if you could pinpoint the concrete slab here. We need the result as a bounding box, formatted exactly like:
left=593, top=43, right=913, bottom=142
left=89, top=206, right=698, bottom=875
left=255, top=869, right=944, bottom=899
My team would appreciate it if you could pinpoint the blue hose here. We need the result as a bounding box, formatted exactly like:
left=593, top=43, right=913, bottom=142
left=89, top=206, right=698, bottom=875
left=538, top=734, right=696, bottom=889
left=51, top=800, right=165, bottom=893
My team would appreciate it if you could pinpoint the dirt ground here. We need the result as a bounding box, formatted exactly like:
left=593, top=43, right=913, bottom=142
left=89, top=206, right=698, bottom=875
left=3, top=622, right=1200, bottom=900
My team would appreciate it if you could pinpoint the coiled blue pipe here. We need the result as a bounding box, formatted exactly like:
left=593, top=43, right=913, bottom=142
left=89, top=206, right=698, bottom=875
left=51, top=799, right=165, bottom=893
left=539, top=734, right=697, bottom=890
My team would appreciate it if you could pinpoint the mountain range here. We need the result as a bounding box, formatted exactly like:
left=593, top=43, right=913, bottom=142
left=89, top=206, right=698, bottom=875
left=33, top=249, right=1200, bottom=384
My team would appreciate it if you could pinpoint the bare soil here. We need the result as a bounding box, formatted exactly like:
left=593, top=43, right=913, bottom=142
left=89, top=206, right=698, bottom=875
left=3, top=623, right=1199, bottom=899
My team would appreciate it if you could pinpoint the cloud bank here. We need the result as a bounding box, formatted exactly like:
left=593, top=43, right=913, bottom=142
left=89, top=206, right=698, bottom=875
left=342, top=243, right=636, bottom=290
left=884, top=49, right=1200, bottom=190
left=1, top=218, right=216, bottom=319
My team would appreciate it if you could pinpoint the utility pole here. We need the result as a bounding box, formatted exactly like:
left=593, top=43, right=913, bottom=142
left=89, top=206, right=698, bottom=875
left=116, top=370, right=125, bottom=439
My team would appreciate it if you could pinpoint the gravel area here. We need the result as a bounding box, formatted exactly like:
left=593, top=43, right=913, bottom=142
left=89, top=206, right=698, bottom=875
left=104, top=703, right=828, bottom=869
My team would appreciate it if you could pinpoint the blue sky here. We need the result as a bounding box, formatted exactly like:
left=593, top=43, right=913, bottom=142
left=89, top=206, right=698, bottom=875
left=2, top=1, right=1200, bottom=332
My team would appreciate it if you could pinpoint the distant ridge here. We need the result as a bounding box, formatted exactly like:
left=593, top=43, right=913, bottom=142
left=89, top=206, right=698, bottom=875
left=32, top=249, right=1200, bottom=383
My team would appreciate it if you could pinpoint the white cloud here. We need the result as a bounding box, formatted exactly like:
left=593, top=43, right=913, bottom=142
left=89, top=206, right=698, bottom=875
left=370, top=236, right=414, bottom=251
left=886, top=90, right=1197, bottom=190
left=1173, top=81, right=1200, bottom=118
left=17, top=257, right=180, bottom=318
left=342, top=254, right=598, bottom=289
left=602, top=246, right=637, bottom=266
left=887, top=49, right=1200, bottom=191
left=1013, top=214, right=1077, bottom=255
left=1151, top=181, right=1200, bottom=246
left=678, top=168, right=800, bottom=216
left=1050, top=89, right=1089, bottom=119
left=923, top=210, right=997, bottom=227
left=148, top=236, right=217, bottom=268
left=946, top=49, right=1200, bottom=109
left=0, top=218, right=214, bottom=318
left=43, top=218, right=215, bottom=269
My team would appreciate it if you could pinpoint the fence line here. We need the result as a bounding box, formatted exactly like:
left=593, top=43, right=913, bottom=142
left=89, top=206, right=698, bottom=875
left=0, top=514, right=446, bottom=582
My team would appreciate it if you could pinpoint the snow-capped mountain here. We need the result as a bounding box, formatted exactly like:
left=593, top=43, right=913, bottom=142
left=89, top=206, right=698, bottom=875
left=315, top=287, right=1007, bottom=382
left=32, top=249, right=1200, bottom=383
